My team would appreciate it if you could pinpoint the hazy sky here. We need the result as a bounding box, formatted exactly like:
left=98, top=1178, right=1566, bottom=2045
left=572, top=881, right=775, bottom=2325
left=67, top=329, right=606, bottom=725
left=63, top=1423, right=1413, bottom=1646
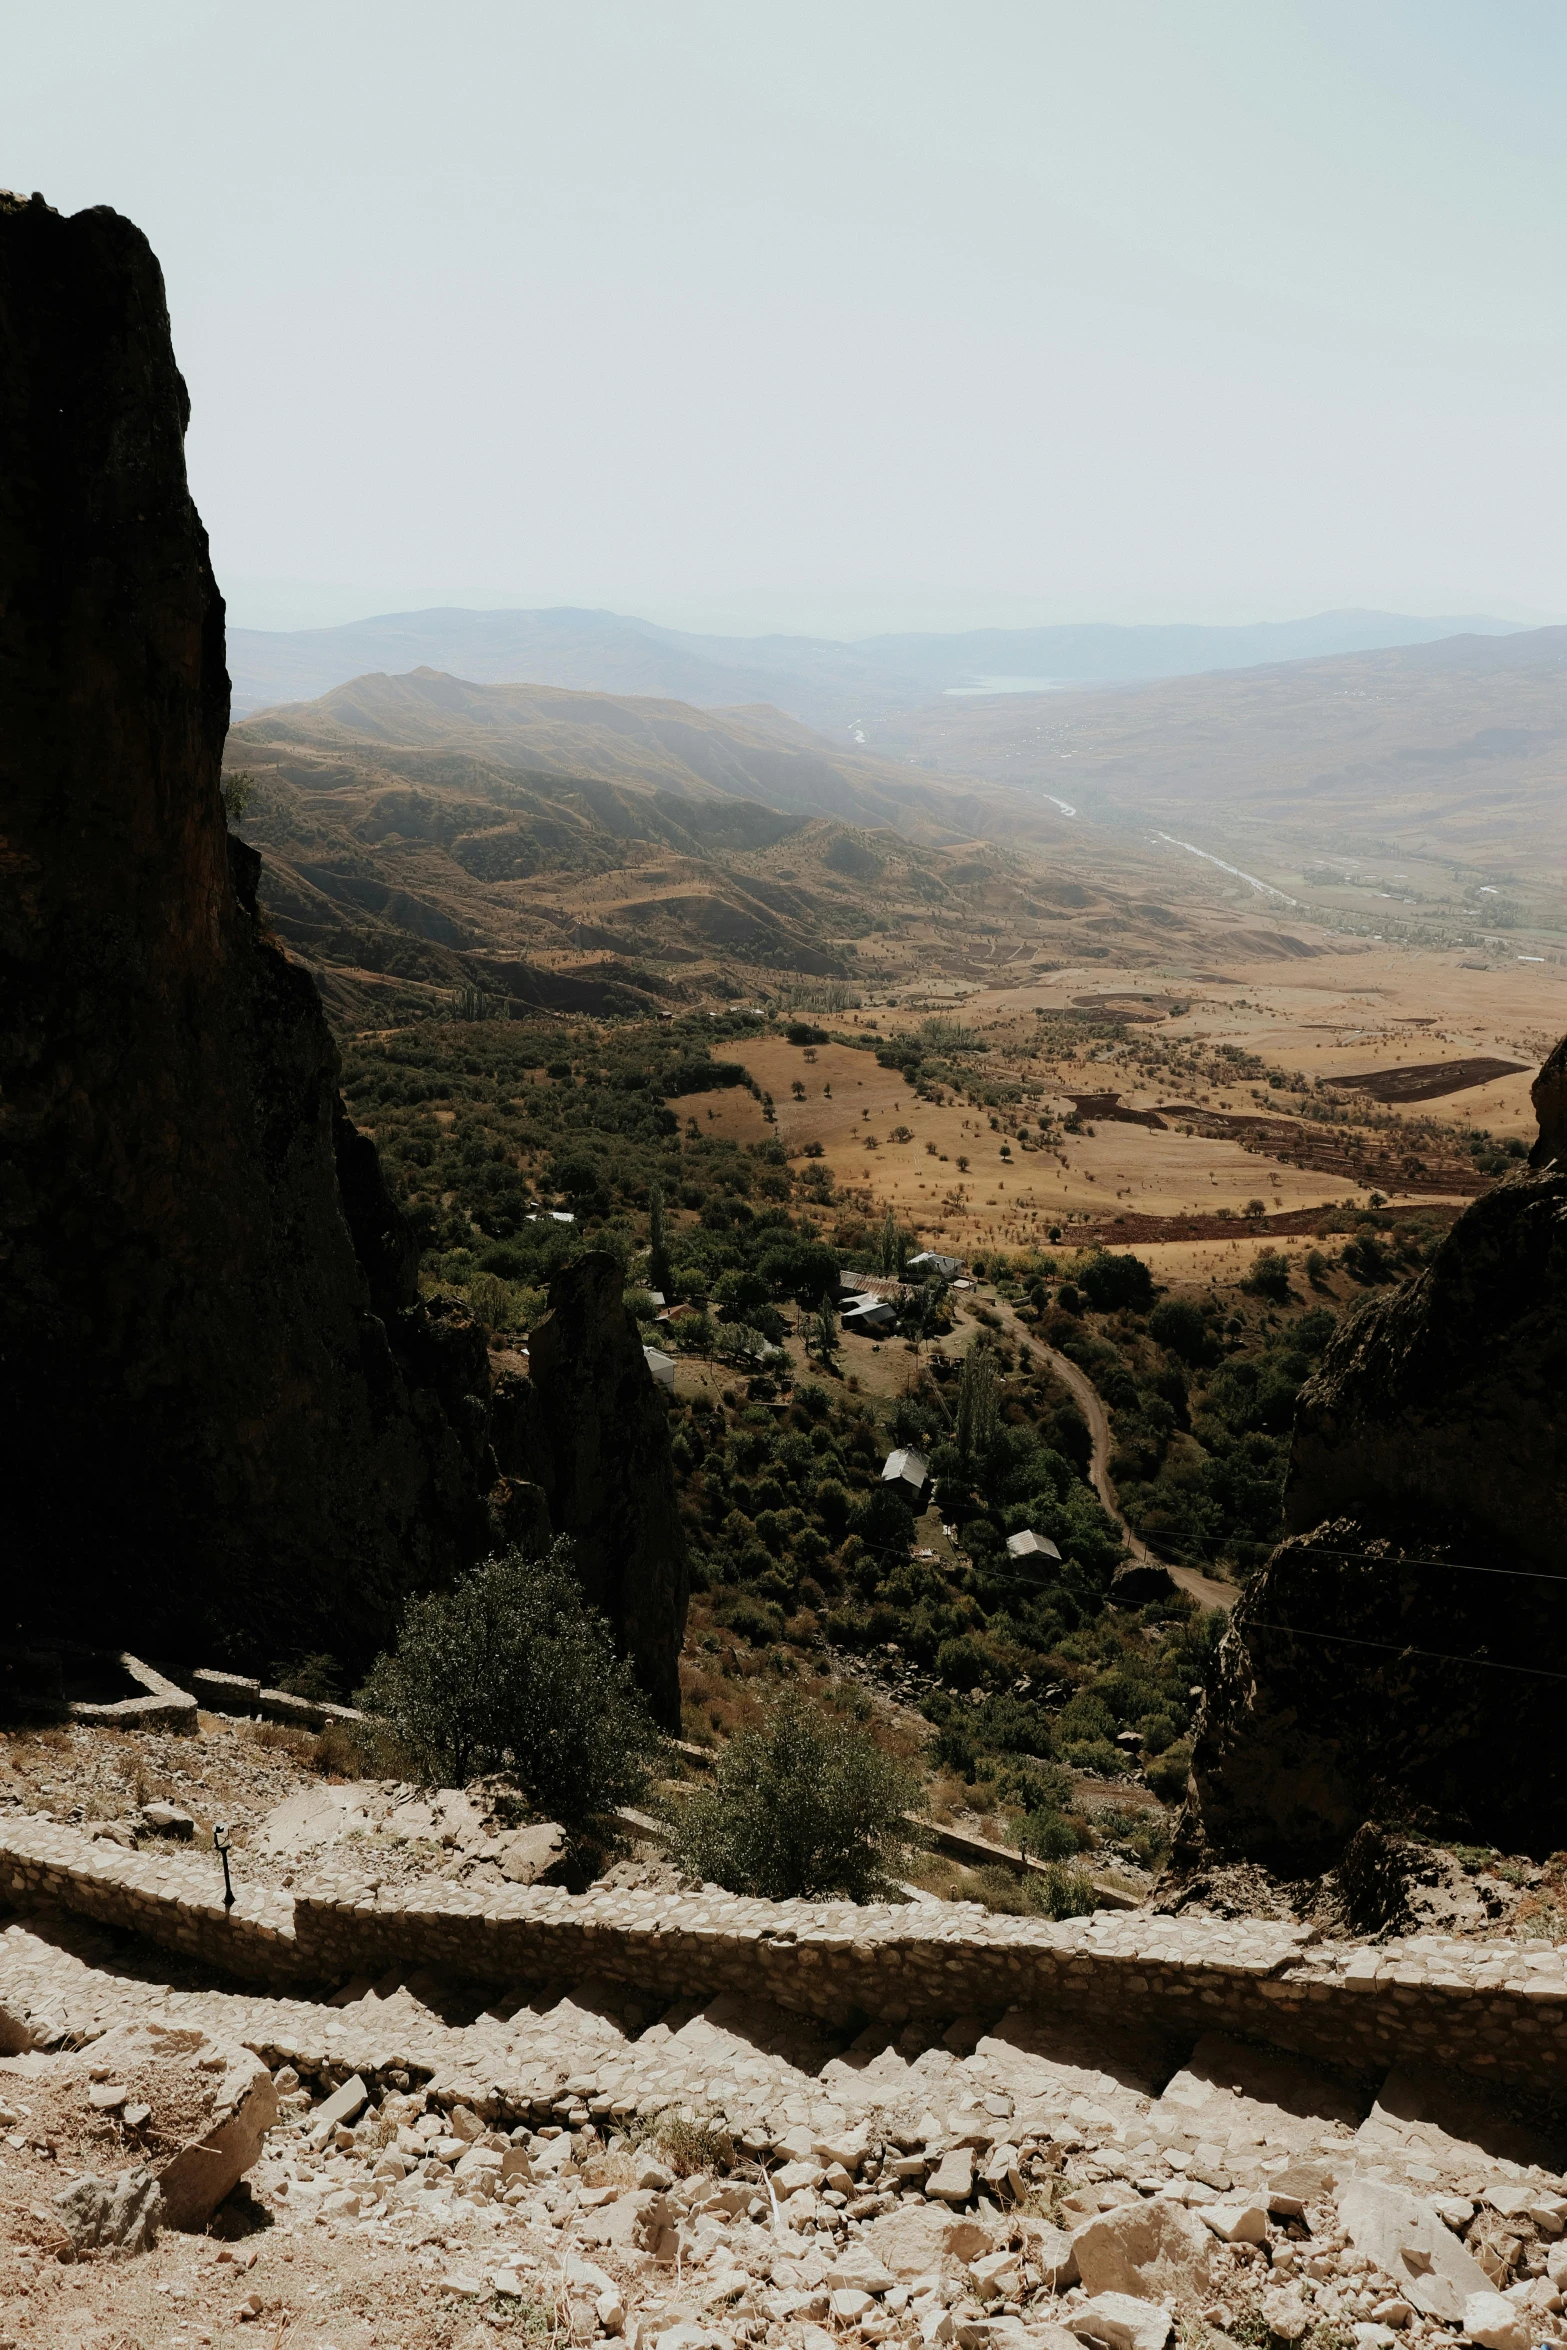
left=10, top=2, right=1567, bottom=635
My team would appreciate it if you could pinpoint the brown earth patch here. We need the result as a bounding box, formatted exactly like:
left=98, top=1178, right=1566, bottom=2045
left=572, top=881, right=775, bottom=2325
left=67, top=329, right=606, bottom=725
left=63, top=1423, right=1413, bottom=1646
left=1327, top=1054, right=1531, bottom=1104
left=1157, top=1103, right=1490, bottom=1196
left=1065, top=1093, right=1167, bottom=1129
left=1066, top=1201, right=1469, bottom=1245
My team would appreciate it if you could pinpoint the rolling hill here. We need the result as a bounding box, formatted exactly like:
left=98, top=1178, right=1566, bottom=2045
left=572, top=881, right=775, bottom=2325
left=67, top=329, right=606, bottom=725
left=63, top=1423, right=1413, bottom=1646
left=225, top=669, right=1218, bottom=1020
left=226, top=603, right=1522, bottom=730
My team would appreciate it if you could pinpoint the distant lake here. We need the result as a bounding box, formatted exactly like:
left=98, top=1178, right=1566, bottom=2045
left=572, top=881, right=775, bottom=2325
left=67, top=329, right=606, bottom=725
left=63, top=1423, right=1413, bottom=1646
left=943, top=676, right=1075, bottom=696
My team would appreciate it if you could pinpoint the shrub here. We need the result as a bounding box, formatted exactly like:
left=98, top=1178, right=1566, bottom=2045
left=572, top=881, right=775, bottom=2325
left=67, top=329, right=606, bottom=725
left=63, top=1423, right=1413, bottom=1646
left=656, top=2115, right=734, bottom=2175
left=356, top=1541, right=660, bottom=1826
left=669, top=1690, right=923, bottom=1899
left=1146, top=1741, right=1193, bottom=1802
left=1035, top=1860, right=1100, bottom=1917
left=1061, top=1736, right=1128, bottom=1777
left=1019, top=1806, right=1078, bottom=1861
left=716, top=1593, right=783, bottom=1645
left=1078, top=1250, right=1154, bottom=1313
left=1148, top=1297, right=1217, bottom=1365
left=1242, top=1248, right=1293, bottom=1303
left=1137, top=1711, right=1181, bottom=1755
left=935, top=1631, right=1002, bottom=1690
left=270, top=1651, right=342, bottom=1703
left=1343, top=1233, right=1394, bottom=1284
left=984, top=1859, right=1099, bottom=1919
left=220, top=767, right=257, bottom=823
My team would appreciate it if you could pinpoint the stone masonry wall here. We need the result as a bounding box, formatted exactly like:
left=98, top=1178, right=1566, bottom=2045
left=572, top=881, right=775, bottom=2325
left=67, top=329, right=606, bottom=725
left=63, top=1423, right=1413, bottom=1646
left=2, top=1812, right=1565, bottom=2097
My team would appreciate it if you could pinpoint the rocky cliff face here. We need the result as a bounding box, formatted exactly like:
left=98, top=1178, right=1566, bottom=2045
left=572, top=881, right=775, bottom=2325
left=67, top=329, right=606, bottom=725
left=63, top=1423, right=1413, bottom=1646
left=499, top=1253, right=689, bottom=1730
left=1530, top=1033, right=1567, bottom=1168
left=1179, top=1061, right=1567, bottom=1873
left=0, top=194, right=686, bottom=1715
left=0, top=192, right=512, bottom=1664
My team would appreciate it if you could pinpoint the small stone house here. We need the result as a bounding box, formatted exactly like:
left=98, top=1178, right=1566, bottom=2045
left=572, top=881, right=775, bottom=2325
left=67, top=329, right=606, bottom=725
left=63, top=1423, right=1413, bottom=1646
left=881, top=1446, right=929, bottom=1495
left=1006, top=1528, right=1062, bottom=1563
left=907, top=1250, right=962, bottom=1281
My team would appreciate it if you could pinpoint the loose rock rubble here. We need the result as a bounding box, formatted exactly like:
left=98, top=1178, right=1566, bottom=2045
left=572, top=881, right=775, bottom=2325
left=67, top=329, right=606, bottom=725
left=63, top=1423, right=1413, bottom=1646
left=3, top=1876, right=1566, bottom=2350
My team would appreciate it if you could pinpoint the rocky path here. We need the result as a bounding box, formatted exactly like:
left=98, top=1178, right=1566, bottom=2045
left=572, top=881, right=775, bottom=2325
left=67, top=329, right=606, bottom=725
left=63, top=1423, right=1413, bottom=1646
left=4, top=1894, right=1566, bottom=2350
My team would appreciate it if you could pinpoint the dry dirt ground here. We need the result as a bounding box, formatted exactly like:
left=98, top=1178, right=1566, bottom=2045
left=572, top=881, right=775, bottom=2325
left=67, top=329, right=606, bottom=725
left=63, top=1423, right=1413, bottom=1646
left=673, top=937, right=1562, bottom=1257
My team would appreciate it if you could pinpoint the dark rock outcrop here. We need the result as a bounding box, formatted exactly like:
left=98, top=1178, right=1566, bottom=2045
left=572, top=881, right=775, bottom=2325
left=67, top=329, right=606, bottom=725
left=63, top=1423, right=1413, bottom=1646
left=0, top=191, right=508, bottom=1664
left=1283, top=1166, right=1567, bottom=1567
left=0, top=194, right=686, bottom=1713
left=499, top=1253, right=689, bottom=1729
left=1531, top=1033, right=1567, bottom=1168
left=1178, top=1060, right=1567, bottom=1872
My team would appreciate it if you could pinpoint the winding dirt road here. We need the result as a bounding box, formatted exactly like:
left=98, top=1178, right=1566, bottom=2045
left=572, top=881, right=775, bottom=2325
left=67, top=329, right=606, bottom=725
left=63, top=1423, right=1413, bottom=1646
left=987, top=1296, right=1234, bottom=1612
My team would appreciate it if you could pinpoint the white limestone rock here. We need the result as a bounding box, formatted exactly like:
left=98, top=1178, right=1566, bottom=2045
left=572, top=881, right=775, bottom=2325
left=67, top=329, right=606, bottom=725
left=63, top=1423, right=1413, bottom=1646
left=1338, top=2178, right=1494, bottom=2323
left=1199, top=2198, right=1269, bottom=2245
left=499, top=1823, right=570, bottom=1885
left=927, top=2145, right=976, bottom=2204
left=1071, top=2197, right=1214, bottom=2298
left=1262, top=2292, right=1312, bottom=2340
left=1462, top=2292, right=1533, bottom=2350
left=1065, top=2289, right=1175, bottom=2350
left=863, top=2201, right=997, bottom=2277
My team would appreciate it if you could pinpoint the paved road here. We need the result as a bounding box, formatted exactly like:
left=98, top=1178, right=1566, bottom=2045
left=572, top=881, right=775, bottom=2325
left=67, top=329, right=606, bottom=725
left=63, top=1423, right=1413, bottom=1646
left=988, top=1296, right=1234, bottom=1613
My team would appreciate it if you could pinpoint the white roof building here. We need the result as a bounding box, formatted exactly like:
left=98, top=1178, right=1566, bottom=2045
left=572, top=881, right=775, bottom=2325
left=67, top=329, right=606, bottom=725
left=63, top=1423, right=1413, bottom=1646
left=1006, top=1529, right=1062, bottom=1562
left=642, top=1346, right=676, bottom=1391
left=882, top=1446, right=930, bottom=1492
left=842, top=1295, right=897, bottom=1334
left=907, top=1250, right=963, bottom=1281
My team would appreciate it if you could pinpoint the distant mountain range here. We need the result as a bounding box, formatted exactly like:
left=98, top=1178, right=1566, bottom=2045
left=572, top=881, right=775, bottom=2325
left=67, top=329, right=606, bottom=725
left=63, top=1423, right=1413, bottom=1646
left=886, top=622, right=1567, bottom=875
left=226, top=604, right=1525, bottom=731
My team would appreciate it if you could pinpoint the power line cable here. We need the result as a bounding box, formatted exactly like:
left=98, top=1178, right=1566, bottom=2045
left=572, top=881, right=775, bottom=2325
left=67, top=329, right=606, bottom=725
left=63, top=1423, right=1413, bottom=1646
left=1243, top=1620, right=1567, bottom=1681
left=1293, top=1545, right=1565, bottom=1583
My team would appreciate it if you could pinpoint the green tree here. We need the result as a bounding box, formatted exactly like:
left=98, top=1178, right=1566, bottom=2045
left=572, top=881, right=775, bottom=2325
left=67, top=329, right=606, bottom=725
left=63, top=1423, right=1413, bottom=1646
left=220, top=767, right=257, bottom=824
left=955, top=1338, right=999, bottom=1464
left=1242, top=1248, right=1293, bottom=1303
left=759, top=1237, right=841, bottom=1307
left=1078, top=1250, right=1154, bottom=1313
left=648, top=1184, right=673, bottom=1299
left=356, top=1541, right=660, bottom=1826
left=712, top=1268, right=770, bottom=1321
left=807, top=1298, right=839, bottom=1363
left=670, top=1691, right=922, bottom=1898
left=1148, top=1297, right=1217, bottom=1365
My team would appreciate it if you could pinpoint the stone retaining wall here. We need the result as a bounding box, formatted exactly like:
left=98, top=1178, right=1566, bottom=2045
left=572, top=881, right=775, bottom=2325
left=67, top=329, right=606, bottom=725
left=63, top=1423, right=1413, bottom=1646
left=0, top=1814, right=310, bottom=1981
left=3, top=1812, right=1565, bottom=2095
left=67, top=1652, right=198, bottom=1733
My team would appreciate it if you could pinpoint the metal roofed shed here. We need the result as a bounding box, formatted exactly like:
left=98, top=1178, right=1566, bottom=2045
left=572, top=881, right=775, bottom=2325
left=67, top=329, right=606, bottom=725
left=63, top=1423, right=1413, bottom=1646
left=907, top=1249, right=962, bottom=1281
left=882, top=1445, right=929, bottom=1493
left=642, top=1346, right=676, bottom=1391
left=842, top=1295, right=897, bottom=1335
left=1006, top=1529, right=1062, bottom=1562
